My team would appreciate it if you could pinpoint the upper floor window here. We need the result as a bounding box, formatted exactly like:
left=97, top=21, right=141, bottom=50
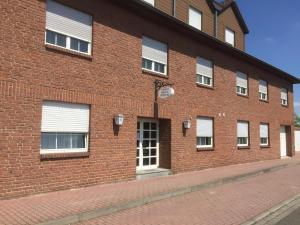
left=141, top=0, right=155, bottom=6
left=46, top=0, right=92, bottom=55
left=189, top=7, right=202, bottom=30
left=259, top=80, right=268, bottom=101
left=281, top=88, right=288, bottom=106
left=236, top=72, right=248, bottom=96
left=196, top=57, right=213, bottom=87
left=237, top=121, right=249, bottom=147
left=260, top=123, right=269, bottom=146
left=225, top=28, right=235, bottom=46
left=41, top=101, right=90, bottom=154
left=142, top=36, right=168, bottom=75
left=197, top=117, right=213, bottom=149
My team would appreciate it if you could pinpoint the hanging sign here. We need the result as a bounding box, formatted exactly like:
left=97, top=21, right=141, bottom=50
left=158, top=86, right=175, bottom=99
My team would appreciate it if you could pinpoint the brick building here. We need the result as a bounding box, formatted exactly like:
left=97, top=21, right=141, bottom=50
left=1, top=0, right=299, bottom=199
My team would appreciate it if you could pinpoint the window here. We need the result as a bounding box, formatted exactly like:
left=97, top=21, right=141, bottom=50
left=237, top=121, right=249, bottom=147
left=260, top=124, right=269, bottom=146
left=141, top=0, right=155, bottom=6
left=259, top=80, right=268, bottom=101
left=225, top=28, right=235, bottom=46
left=41, top=101, right=90, bottom=154
left=197, top=117, right=213, bottom=149
left=142, top=36, right=168, bottom=75
left=189, top=7, right=202, bottom=30
left=46, top=0, right=92, bottom=54
left=236, top=72, right=248, bottom=96
left=196, top=57, right=213, bottom=87
left=281, top=88, right=288, bottom=106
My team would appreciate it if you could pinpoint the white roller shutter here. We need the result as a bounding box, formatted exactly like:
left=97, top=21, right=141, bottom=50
left=142, top=36, right=168, bottom=64
left=196, top=57, right=213, bottom=78
left=46, top=0, right=92, bottom=42
left=189, top=7, right=202, bottom=30
left=41, top=101, right=90, bottom=133
left=197, top=117, right=213, bottom=137
left=281, top=88, right=288, bottom=100
left=237, top=121, right=248, bottom=138
left=259, top=80, right=268, bottom=93
left=236, top=72, right=248, bottom=88
left=225, top=28, right=235, bottom=46
left=260, top=124, right=269, bottom=138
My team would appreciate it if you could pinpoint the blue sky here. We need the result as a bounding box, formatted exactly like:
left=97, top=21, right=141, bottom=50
left=236, top=0, right=300, bottom=114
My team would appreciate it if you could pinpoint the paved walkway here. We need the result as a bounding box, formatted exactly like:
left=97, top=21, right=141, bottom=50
left=0, top=156, right=300, bottom=225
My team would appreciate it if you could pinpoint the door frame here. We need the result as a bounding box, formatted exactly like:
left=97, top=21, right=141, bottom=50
left=280, top=125, right=287, bottom=157
left=136, top=118, right=160, bottom=171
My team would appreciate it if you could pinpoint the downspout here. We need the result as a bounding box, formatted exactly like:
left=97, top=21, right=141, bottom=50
left=214, top=9, right=218, bottom=38
left=173, top=0, right=176, bottom=17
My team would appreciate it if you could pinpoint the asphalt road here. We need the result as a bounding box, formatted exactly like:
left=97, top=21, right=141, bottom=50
left=276, top=207, right=300, bottom=225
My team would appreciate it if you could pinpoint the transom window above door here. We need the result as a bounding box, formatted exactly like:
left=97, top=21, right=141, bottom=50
left=45, top=0, right=92, bottom=55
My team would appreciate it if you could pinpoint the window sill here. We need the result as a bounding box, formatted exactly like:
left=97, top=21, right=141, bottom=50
left=259, top=99, right=269, bottom=103
left=281, top=104, right=288, bottom=108
left=40, top=151, right=89, bottom=160
left=45, top=44, right=93, bottom=60
left=237, top=146, right=250, bottom=150
left=197, top=147, right=214, bottom=151
left=260, top=145, right=270, bottom=149
left=142, top=69, right=168, bottom=79
left=196, top=83, right=214, bottom=90
left=237, top=93, right=249, bottom=98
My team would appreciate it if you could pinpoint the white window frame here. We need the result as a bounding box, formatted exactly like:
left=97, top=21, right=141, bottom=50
left=196, top=57, right=213, bottom=87
left=142, top=57, right=167, bottom=75
left=225, top=28, right=235, bottom=46
left=260, top=123, right=269, bottom=146
left=259, top=80, right=268, bottom=101
left=189, top=7, right=202, bottom=30
left=237, top=121, right=249, bottom=147
left=196, top=117, right=214, bottom=149
left=236, top=72, right=248, bottom=96
left=40, top=101, right=90, bottom=154
left=281, top=88, right=288, bottom=106
left=40, top=133, right=89, bottom=154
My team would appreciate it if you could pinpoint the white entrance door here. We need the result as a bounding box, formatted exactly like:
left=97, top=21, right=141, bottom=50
left=280, top=126, right=287, bottom=157
left=295, top=131, right=300, bottom=152
left=136, top=119, right=159, bottom=171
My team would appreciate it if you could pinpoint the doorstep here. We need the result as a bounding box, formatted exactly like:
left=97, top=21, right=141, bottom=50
left=136, top=168, right=172, bottom=180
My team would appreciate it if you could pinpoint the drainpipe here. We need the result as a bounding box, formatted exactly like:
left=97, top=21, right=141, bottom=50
left=173, top=0, right=176, bottom=17
left=214, top=9, right=218, bottom=38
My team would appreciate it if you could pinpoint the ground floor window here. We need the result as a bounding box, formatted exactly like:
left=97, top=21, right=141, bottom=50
left=197, top=117, right=214, bottom=149
left=237, top=121, right=249, bottom=147
left=260, top=123, right=269, bottom=146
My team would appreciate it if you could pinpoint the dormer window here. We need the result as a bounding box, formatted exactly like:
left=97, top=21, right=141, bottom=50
left=189, top=7, right=202, bottom=30
left=141, top=0, right=154, bottom=6
left=225, top=28, right=235, bottom=46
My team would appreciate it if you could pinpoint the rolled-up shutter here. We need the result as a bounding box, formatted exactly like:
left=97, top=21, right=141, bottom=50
left=281, top=88, right=288, bottom=100
left=142, top=36, right=167, bottom=64
left=41, top=101, right=90, bottom=133
left=260, top=124, right=269, bottom=138
left=197, top=117, right=213, bottom=137
left=237, top=121, right=248, bottom=138
left=46, top=0, right=92, bottom=42
left=259, top=80, right=268, bottom=93
left=236, top=72, right=248, bottom=88
left=196, top=57, right=213, bottom=78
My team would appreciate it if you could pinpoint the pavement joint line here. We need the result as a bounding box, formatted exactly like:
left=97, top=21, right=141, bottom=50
left=36, top=162, right=300, bottom=225
left=241, top=194, right=300, bottom=225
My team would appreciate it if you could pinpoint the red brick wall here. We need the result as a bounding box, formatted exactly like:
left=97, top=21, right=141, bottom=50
left=0, top=0, right=294, bottom=199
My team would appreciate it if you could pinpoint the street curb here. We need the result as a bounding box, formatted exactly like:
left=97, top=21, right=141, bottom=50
left=37, top=162, right=299, bottom=225
left=241, top=194, right=300, bottom=225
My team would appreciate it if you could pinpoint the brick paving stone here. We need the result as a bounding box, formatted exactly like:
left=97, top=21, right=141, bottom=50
left=79, top=165, right=300, bottom=225
left=0, top=156, right=299, bottom=225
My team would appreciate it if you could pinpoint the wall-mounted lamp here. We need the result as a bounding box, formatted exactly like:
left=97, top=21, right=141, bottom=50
left=114, top=114, right=124, bottom=126
left=183, top=119, right=192, bottom=129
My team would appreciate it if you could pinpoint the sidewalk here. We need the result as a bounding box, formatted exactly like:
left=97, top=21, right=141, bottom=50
left=1, top=156, right=300, bottom=225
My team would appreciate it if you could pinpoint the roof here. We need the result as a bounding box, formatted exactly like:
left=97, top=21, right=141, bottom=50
left=111, top=0, right=300, bottom=84
left=213, top=0, right=249, bottom=34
